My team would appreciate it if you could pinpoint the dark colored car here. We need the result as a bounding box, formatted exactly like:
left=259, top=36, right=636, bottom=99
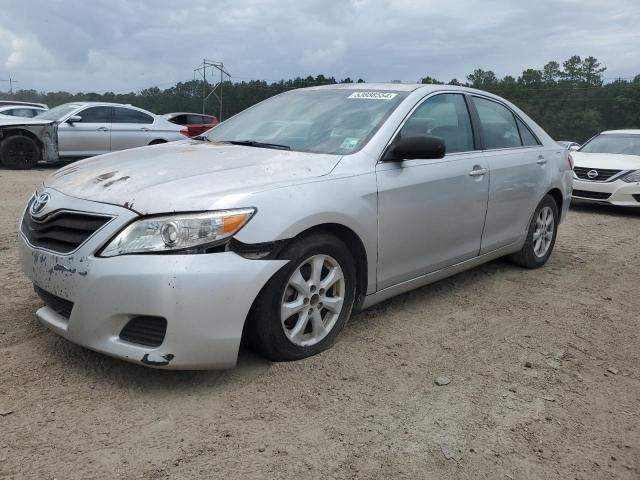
left=163, top=112, right=219, bottom=137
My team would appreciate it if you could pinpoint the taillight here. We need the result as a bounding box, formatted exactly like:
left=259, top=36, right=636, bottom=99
left=179, top=129, right=189, bottom=136
left=567, top=152, right=574, bottom=170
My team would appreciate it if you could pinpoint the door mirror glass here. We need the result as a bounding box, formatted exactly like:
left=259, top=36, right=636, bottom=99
left=386, top=135, right=446, bottom=161
left=67, top=115, right=82, bottom=123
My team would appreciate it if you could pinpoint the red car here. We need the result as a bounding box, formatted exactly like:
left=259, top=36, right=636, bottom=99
left=163, top=112, right=219, bottom=137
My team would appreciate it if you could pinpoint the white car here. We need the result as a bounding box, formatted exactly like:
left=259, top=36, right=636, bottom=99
left=571, top=130, right=640, bottom=206
left=0, top=101, right=48, bottom=118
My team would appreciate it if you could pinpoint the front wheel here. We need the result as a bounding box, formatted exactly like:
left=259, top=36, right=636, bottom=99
left=0, top=135, right=40, bottom=169
left=508, top=194, right=559, bottom=268
left=248, top=233, right=356, bottom=362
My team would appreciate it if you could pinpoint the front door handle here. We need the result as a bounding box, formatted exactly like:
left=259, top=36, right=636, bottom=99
left=140, top=127, right=150, bottom=132
left=97, top=127, right=109, bottom=132
left=469, top=167, right=488, bottom=177
left=537, top=155, right=547, bottom=165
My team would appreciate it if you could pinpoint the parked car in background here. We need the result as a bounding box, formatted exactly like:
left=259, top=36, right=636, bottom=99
left=163, top=112, right=219, bottom=137
left=571, top=130, right=640, bottom=207
left=0, top=102, right=187, bottom=169
left=19, top=84, right=572, bottom=369
left=0, top=101, right=48, bottom=118
left=0, top=100, right=48, bottom=109
left=557, top=140, right=580, bottom=151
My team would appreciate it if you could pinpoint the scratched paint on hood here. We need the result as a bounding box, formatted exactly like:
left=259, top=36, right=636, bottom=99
left=46, top=141, right=342, bottom=214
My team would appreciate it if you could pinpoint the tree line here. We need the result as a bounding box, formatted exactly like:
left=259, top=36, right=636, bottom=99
left=2, top=55, right=639, bottom=143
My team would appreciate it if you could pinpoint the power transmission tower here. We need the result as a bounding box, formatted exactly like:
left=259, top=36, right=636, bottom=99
left=193, top=59, right=230, bottom=120
left=0, top=76, right=17, bottom=94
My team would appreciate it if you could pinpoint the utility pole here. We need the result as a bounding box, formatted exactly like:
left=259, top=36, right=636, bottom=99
left=193, top=59, right=230, bottom=121
left=0, top=76, right=17, bottom=95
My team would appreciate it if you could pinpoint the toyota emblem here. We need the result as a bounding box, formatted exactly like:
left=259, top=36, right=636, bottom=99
left=587, top=169, right=599, bottom=179
left=30, top=192, right=50, bottom=216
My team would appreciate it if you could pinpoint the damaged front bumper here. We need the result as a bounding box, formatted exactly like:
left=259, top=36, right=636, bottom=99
left=18, top=191, right=287, bottom=369
left=0, top=121, right=59, bottom=163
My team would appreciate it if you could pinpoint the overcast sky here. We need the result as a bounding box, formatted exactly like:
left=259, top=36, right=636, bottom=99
left=1, top=0, right=638, bottom=93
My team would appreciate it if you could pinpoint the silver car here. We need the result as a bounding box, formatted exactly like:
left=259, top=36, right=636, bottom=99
left=36, top=102, right=186, bottom=158
left=19, top=84, right=573, bottom=369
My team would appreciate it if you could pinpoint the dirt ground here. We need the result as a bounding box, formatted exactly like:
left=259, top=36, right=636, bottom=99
left=0, top=166, right=638, bottom=480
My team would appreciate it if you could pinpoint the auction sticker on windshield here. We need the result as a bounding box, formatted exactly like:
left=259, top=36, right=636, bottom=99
left=347, top=92, right=398, bottom=100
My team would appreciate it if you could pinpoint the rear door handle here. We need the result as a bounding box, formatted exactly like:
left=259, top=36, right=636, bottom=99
left=97, top=126, right=109, bottom=132
left=469, top=167, right=488, bottom=177
left=140, top=127, right=150, bottom=132
left=537, top=155, right=547, bottom=165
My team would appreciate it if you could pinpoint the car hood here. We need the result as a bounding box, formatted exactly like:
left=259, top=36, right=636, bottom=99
left=44, top=141, right=342, bottom=214
left=572, top=151, right=640, bottom=170
left=0, top=115, right=53, bottom=126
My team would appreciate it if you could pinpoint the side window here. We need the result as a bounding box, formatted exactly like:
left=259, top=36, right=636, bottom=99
left=112, top=107, right=154, bottom=124
left=399, top=93, right=474, bottom=154
left=185, top=114, right=203, bottom=124
left=169, top=115, right=186, bottom=125
left=516, top=117, right=540, bottom=147
left=77, top=106, right=110, bottom=123
left=7, top=108, right=33, bottom=117
left=473, top=97, right=522, bottom=149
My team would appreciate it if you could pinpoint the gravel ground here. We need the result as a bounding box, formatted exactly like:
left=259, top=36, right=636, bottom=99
left=1, top=167, right=639, bottom=479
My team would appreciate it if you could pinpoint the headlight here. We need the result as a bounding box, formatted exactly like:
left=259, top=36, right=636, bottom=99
left=623, top=170, right=640, bottom=183
left=100, top=208, right=255, bottom=257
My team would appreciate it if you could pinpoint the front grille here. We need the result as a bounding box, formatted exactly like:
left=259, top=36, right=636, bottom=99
left=34, top=285, right=74, bottom=319
left=21, top=204, right=112, bottom=254
left=119, top=316, right=167, bottom=347
left=572, top=190, right=611, bottom=200
left=573, top=167, right=621, bottom=182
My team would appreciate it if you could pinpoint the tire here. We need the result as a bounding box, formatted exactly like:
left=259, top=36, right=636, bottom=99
left=508, top=194, right=559, bottom=268
left=148, top=139, right=167, bottom=145
left=247, top=233, right=357, bottom=362
left=0, top=135, right=40, bottom=169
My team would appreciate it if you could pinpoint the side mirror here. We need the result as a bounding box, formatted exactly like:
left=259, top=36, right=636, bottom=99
left=67, top=115, right=82, bottom=123
left=385, top=135, right=446, bottom=161
left=568, top=144, right=580, bottom=152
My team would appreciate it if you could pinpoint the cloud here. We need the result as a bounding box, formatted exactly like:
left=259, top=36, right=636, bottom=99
left=0, top=0, right=637, bottom=93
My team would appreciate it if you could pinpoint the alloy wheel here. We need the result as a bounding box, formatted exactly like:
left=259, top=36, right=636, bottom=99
left=532, top=206, right=554, bottom=258
left=280, top=254, right=345, bottom=347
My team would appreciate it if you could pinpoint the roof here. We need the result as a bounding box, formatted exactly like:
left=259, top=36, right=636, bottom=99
left=601, top=129, right=640, bottom=135
left=0, top=100, right=48, bottom=109
left=163, top=112, right=217, bottom=117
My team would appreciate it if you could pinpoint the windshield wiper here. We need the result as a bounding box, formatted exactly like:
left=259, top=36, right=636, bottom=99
left=223, top=140, right=291, bottom=150
left=192, top=135, right=211, bottom=142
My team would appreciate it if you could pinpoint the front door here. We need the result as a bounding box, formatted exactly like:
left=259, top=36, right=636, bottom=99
left=57, top=106, right=111, bottom=157
left=376, top=93, right=490, bottom=289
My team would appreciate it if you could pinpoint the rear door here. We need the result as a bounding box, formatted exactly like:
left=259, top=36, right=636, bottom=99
left=376, top=93, right=490, bottom=289
left=109, top=107, right=154, bottom=151
left=57, top=106, right=111, bottom=157
left=471, top=96, right=547, bottom=253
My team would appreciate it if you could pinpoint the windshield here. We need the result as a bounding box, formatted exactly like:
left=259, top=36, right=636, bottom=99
left=35, top=103, right=80, bottom=121
left=580, top=134, right=640, bottom=156
left=204, top=89, right=408, bottom=154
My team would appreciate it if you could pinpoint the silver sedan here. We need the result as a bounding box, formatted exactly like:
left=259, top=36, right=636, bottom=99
left=18, top=84, right=573, bottom=369
left=35, top=102, right=187, bottom=158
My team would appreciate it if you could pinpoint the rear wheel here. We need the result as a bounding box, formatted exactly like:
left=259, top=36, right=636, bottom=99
left=0, top=135, right=40, bottom=169
left=248, top=233, right=356, bottom=361
left=148, top=139, right=167, bottom=145
left=508, top=194, right=559, bottom=268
